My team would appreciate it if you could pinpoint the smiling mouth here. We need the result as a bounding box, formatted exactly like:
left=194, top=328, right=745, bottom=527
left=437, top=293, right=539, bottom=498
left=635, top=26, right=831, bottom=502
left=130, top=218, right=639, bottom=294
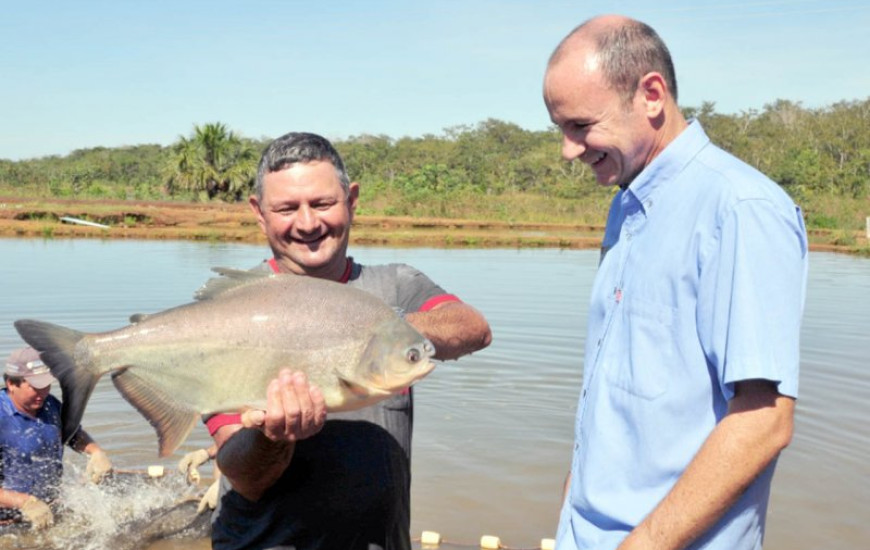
left=292, top=234, right=327, bottom=246
left=589, top=152, right=607, bottom=167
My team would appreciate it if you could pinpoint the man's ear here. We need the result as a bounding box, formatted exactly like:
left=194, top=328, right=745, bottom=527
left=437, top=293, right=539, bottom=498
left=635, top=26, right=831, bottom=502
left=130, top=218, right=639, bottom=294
left=348, top=182, right=360, bottom=214
left=249, top=195, right=266, bottom=232
left=638, top=71, right=667, bottom=119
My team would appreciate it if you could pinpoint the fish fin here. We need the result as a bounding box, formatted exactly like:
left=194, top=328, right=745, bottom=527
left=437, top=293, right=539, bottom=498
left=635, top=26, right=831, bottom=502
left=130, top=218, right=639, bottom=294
left=13, top=319, right=99, bottom=445
left=111, top=369, right=199, bottom=457
left=129, top=313, right=151, bottom=324
left=193, top=268, right=273, bottom=301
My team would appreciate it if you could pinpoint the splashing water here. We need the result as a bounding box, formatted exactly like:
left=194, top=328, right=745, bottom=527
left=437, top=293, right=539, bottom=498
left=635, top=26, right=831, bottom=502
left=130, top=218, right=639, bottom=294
left=0, top=462, right=209, bottom=550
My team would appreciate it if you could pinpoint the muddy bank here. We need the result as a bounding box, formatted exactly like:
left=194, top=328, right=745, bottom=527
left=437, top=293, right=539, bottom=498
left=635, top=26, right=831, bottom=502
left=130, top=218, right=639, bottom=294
left=0, top=197, right=605, bottom=249
left=0, top=197, right=864, bottom=254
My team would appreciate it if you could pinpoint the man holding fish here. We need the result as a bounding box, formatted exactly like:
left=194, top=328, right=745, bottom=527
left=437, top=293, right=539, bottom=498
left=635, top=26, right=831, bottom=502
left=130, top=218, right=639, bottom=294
left=14, top=132, right=490, bottom=548
left=202, top=132, right=492, bottom=549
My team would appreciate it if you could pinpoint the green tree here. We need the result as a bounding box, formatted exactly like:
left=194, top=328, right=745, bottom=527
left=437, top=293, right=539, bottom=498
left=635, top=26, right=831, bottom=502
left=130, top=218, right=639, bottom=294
left=164, top=122, right=258, bottom=201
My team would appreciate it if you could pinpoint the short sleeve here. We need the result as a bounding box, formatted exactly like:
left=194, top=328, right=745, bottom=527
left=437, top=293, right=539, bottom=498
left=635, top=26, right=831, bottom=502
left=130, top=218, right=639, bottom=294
left=697, top=199, right=807, bottom=400
left=392, top=264, right=454, bottom=313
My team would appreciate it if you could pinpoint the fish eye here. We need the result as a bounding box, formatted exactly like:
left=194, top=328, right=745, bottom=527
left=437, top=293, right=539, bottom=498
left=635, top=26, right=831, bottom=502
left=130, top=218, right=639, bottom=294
left=406, top=347, right=421, bottom=363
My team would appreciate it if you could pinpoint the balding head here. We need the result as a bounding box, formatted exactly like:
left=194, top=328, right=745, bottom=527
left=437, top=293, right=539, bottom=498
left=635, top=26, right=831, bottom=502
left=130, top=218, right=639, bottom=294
left=542, top=15, right=688, bottom=188
left=549, top=15, right=678, bottom=105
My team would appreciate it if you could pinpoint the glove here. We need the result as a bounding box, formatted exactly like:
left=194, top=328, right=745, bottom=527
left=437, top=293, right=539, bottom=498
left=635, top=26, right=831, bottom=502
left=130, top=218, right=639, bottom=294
left=197, top=478, right=221, bottom=513
left=20, top=496, right=54, bottom=529
left=86, top=449, right=113, bottom=483
left=178, top=448, right=211, bottom=484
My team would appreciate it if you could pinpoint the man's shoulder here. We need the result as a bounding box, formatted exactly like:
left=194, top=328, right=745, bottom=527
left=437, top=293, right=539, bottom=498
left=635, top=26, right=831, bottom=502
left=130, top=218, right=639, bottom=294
left=352, top=262, right=447, bottom=312
left=696, top=143, right=777, bottom=193
left=356, top=262, right=440, bottom=292
left=0, top=389, right=14, bottom=416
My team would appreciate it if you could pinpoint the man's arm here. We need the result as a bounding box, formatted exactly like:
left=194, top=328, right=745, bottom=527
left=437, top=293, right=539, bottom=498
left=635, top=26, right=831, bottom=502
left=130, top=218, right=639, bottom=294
left=0, top=487, right=34, bottom=510
left=213, top=370, right=326, bottom=502
left=618, top=379, right=795, bottom=550
left=0, top=488, right=54, bottom=529
left=405, top=302, right=491, bottom=360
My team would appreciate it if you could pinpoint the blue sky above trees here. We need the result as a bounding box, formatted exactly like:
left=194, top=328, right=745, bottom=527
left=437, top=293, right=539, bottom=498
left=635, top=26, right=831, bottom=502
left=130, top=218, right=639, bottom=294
left=2, top=0, right=868, bottom=161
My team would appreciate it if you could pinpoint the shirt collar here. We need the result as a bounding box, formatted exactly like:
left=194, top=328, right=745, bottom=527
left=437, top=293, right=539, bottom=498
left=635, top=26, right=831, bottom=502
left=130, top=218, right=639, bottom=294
left=623, top=119, right=711, bottom=213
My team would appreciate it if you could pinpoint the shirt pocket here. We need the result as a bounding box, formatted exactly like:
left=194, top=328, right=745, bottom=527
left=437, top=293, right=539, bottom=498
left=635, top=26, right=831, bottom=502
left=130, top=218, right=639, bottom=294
left=604, top=297, right=675, bottom=400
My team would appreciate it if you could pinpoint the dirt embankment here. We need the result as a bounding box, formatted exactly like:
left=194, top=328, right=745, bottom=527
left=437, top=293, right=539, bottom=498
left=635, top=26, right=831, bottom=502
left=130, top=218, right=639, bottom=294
left=2, top=197, right=865, bottom=254
left=0, top=197, right=606, bottom=249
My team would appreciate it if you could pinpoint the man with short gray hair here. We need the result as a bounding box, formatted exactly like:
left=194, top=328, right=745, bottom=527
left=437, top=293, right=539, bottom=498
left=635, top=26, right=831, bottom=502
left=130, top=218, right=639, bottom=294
left=204, top=131, right=492, bottom=550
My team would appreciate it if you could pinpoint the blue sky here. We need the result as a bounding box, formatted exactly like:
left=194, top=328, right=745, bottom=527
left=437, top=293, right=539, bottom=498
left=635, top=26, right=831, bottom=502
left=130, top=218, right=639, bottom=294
left=2, top=0, right=868, bottom=161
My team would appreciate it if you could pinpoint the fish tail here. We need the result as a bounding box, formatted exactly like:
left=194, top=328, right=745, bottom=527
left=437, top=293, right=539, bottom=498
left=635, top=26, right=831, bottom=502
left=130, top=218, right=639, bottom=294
left=13, top=319, right=100, bottom=445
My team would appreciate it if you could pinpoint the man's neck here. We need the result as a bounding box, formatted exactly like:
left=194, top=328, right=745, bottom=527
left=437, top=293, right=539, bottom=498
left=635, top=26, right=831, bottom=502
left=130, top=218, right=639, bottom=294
left=270, top=257, right=352, bottom=283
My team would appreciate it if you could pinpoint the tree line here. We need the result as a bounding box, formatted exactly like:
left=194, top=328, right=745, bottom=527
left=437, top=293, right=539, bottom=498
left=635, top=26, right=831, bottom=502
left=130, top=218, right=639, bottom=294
left=1, top=98, right=868, bottom=229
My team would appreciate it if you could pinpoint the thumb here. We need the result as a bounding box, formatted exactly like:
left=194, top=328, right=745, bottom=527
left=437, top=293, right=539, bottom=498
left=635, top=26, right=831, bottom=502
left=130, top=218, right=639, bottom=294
left=240, top=409, right=266, bottom=428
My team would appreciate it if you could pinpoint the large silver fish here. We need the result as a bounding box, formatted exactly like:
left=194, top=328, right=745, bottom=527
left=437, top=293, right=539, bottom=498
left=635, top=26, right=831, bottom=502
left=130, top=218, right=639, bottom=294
left=14, top=269, right=436, bottom=457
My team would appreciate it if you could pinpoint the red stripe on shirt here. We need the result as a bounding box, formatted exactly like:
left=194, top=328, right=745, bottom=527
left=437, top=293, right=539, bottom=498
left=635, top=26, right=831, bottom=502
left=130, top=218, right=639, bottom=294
left=206, top=413, right=242, bottom=436
left=420, top=294, right=460, bottom=311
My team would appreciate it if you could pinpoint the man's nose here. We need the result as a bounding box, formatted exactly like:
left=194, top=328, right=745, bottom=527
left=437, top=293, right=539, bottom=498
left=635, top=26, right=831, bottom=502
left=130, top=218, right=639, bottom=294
left=562, top=135, right=586, bottom=161
left=295, top=205, right=318, bottom=232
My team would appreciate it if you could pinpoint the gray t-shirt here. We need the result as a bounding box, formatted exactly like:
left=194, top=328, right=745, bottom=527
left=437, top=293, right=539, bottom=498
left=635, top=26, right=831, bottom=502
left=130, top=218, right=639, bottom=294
left=210, top=260, right=448, bottom=550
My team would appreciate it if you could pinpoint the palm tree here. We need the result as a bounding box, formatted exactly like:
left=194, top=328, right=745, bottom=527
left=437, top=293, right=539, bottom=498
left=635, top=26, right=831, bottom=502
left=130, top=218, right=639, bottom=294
left=164, top=123, right=258, bottom=201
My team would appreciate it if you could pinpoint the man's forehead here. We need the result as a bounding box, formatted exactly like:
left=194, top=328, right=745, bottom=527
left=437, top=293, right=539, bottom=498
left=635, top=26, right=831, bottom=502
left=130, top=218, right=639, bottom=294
left=544, top=51, right=607, bottom=109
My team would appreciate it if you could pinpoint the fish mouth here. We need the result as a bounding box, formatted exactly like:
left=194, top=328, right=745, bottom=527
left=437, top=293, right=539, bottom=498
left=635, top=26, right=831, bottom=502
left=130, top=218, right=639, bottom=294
left=369, top=357, right=436, bottom=393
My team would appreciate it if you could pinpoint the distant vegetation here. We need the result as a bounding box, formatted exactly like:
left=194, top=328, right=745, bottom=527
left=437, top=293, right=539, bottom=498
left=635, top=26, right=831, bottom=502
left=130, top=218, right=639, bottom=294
left=1, top=98, right=868, bottom=231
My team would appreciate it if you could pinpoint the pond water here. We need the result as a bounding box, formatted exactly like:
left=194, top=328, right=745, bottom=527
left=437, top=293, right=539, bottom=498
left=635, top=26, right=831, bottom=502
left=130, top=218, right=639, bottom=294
left=1, top=239, right=867, bottom=549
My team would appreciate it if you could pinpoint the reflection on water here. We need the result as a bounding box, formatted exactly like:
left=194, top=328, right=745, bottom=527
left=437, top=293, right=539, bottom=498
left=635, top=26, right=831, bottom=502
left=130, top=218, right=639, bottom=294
left=1, top=239, right=868, bottom=549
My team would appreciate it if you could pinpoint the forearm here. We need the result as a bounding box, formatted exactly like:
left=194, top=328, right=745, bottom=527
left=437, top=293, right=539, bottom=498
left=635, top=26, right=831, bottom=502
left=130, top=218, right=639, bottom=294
left=212, top=369, right=326, bottom=501
left=215, top=426, right=295, bottom=502
left=0, top=488, right=32, bottom=509
left=69, top=429, right=105, bottom=456
left=620, top=381, right=794, bottom=550
left=405, top=302, right=492, bottom=360
left=68, top=428, right=94, bottom=454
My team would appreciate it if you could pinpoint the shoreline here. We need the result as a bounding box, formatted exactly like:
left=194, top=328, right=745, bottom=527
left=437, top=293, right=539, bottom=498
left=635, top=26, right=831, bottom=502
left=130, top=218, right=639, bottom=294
left=0, top=197, right=865, bottom=255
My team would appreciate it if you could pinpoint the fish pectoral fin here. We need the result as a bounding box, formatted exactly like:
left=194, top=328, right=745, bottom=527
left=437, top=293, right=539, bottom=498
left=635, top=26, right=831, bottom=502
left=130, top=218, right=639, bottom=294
left=111, top=369, right=199, bottom=458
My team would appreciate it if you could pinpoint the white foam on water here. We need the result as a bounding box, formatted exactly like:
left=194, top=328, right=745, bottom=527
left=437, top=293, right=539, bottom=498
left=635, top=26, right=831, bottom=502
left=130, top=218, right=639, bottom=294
left=0, top=463, right=203, bottom=550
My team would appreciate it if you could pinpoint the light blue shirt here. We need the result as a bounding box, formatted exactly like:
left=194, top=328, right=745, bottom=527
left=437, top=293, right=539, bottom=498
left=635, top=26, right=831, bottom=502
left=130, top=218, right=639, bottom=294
left=556, top=121, right=808, bottom=550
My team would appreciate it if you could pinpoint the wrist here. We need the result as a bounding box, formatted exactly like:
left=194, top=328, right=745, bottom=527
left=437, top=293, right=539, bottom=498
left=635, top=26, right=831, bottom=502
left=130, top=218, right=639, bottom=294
left=20, top=495, right=38, bottom=509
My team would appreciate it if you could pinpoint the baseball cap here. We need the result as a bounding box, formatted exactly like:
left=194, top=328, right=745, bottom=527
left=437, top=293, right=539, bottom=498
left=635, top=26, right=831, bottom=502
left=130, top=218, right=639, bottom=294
left=4, top=347, right=57, bottom=389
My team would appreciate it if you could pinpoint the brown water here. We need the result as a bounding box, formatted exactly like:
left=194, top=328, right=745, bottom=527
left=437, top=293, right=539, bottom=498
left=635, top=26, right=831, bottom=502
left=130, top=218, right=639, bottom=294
left=1, top=240, right=867, bottom=549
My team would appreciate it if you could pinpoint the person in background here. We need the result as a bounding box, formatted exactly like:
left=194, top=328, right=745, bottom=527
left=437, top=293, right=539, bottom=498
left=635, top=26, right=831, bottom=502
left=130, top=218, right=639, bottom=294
left=1, top=346, right=113, bottom=529
left=543, top=15, right=808, bottom=550
left=204, top=131, right=492, bottom=550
